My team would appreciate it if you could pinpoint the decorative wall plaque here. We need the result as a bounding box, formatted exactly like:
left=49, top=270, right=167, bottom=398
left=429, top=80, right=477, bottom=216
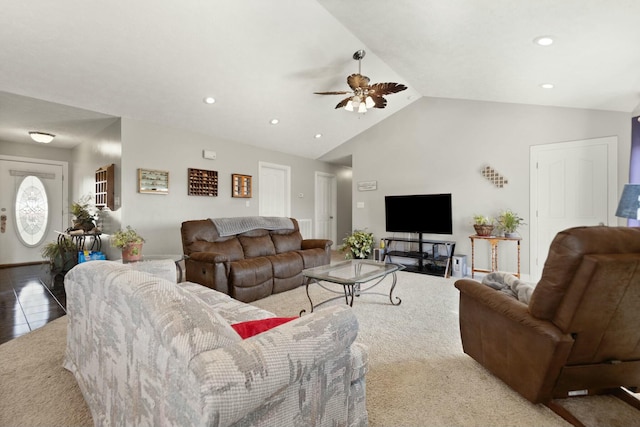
left=481, top=165, right=508, bottom=188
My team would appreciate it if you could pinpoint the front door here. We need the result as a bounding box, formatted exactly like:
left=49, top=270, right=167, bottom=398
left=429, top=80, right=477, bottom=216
left=529, top=137, right=617, bottom=281
left=0, top=156, right=67, bottom=265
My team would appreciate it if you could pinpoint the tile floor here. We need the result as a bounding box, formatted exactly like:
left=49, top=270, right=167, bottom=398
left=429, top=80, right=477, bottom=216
left=0, top=264, right=67, bottom=345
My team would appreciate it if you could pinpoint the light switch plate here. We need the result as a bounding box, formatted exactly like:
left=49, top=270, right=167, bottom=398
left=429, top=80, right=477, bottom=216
left=203, top=150, right=217, bottom=160
left=357, top=202, right=365, bottom=208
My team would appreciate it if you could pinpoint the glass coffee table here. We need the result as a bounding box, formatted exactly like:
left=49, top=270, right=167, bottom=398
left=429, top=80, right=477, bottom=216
left=301, top=259, right=404, bottom=313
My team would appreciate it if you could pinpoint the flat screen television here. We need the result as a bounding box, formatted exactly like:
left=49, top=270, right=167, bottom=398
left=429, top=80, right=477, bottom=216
left=385, top=193, right=453, bottom=234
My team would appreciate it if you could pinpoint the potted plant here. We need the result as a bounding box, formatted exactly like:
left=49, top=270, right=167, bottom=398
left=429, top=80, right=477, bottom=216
left=69, top=195, right=98, bottom=233
left=339, top=229, right=374, bottom=259
left=473, top=214, right=495, bottom=236
left=111, top=226, right=145, bottom=262
left=41, top=236, right=78, bottom=274
left=496, top=210, right=526, bottom=238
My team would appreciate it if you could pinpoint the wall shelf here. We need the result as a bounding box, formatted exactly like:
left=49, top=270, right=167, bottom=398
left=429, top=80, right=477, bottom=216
left=232, top=173, right=252, bottom=198
left=95, top=164, right=115, bottom=210
left=188, top=168, right=218, bottom=196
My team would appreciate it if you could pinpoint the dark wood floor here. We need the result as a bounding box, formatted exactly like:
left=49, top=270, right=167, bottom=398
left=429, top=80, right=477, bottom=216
left=0, top=263, right=67, bottom=345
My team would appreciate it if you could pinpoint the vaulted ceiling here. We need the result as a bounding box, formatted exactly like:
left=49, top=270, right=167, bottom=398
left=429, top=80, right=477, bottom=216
left=1, top=1, right=639, bottom=159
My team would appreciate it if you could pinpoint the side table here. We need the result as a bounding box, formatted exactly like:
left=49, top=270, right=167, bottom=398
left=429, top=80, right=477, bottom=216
left=469, top=235, right=521, bottom=278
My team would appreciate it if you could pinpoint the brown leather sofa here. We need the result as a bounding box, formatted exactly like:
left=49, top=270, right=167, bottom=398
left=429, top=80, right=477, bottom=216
left=455, top=226, right=640, bottom=412
left=181, top=217, right=332, bottom=302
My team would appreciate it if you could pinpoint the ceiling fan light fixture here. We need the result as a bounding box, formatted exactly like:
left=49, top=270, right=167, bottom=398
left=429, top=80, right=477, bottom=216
left=315, top=49, right=407, bottom=113
left=29, top=131, right=55, bottom=143
left=344, top=100, right=354, bottom=112
left=365, top=96, right=375, bottom=109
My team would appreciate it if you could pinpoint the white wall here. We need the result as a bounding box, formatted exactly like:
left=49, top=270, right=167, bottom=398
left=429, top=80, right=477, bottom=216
left=321, top=96, right=631, bottom=276
left=70, top=119, right=122, bottom=258
left=0, top=140, right=73, bottom=163
left=120, top=118, right=343, bottom=255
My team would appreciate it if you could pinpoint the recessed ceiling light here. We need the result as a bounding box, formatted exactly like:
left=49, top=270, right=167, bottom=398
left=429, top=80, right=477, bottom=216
left=534, top=36, right=554, bottom=46
left=314, top=134, right=322, bottom=139
left=203, top=97, right=216, bottom=104
left=540, top=83, right=555, bottom=89
left=270, top=119, right=279, bottom=125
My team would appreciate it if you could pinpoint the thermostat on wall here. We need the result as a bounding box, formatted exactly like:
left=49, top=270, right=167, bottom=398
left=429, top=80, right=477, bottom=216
left=203, top=150, right=217, bottom=160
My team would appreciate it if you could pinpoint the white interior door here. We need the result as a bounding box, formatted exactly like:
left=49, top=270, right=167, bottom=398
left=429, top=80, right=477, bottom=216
left=315, top=171, right=337, bottom=245
left=258, top=161, right=291, bottom=217
left=530, top=137, right=617, bottom=281
left=0, top=157, right=67, bottom=265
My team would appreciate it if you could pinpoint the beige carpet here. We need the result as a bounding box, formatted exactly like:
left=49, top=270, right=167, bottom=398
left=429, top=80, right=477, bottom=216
left=2, top=271, right=640, bottom=426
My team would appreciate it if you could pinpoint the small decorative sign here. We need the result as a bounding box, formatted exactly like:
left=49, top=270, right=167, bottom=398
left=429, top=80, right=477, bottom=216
left=481, top=165, right=508, bottom=188
left=357, top=180, right=377, bottom=191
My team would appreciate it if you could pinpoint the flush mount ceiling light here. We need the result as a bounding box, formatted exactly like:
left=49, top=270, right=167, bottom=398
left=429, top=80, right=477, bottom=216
left=203, top=97, right=216, bottom=104
left=29, top=131, right=55, bottom=143
left=270, top=119, right=279, bottom=125
left=540, top=83, right=555, bottom=89
left=314, top=50, right=407, bottom=113
left=314, top=133, right=322, bottom=139
left=534, top=36, right=554, bottom=46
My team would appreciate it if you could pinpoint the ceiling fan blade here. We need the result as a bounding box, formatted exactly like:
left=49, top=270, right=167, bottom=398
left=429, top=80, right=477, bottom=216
left=368, top=82, right=408, bottom=96
left=370, top=96, right=387, bottom=109
left=335, top=97, right=352, bottom=109
left=314, top=91, right=351, bottom=95
left=347, top=74, right=370, bottom=90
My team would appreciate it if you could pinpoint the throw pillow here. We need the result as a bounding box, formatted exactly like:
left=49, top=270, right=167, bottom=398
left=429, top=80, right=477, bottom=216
left=231, top=317, right=297, bottom=339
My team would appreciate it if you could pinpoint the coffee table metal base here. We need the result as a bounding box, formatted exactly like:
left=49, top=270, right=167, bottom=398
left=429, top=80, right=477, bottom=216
left=301, top=270, right=401, bottom=315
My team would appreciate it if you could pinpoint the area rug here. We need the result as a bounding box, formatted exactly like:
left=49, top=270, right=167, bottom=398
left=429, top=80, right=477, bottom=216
left=1, top=271, right=639, bottom=426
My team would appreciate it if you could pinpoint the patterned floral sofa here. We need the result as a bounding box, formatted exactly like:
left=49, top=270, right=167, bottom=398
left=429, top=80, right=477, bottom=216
left=64, top=261, right=368, bottom=427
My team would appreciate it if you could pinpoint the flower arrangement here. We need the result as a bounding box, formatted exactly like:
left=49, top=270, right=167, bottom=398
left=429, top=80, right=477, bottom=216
left=110, top=226, right=145, bottom=249
left=472, top=214, right=494, bottom=226
left=339, top=229, right=374, bottom=259
left=472, top=214, right=495, bottom=236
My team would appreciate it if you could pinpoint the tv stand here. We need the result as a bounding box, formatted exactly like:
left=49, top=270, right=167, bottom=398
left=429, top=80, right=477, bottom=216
left=383, top=234, right=455, bottom=277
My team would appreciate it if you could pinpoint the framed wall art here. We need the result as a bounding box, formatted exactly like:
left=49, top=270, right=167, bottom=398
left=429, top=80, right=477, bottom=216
left=138, top=168, right=169, bottom=194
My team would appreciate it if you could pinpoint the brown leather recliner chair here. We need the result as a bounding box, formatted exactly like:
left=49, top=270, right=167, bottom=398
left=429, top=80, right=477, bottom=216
left=455, top=226, right=640, bottom=421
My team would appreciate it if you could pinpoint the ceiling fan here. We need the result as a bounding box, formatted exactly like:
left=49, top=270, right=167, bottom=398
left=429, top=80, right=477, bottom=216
left=314, top=49, right=408, bottom=113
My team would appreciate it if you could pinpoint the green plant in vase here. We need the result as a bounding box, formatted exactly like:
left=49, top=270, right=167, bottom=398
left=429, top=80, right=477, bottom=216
left=496, top=210, right=526, bottom=237
left=41, top=236, right=78, bottom=274
left=69, top=195, right=98, bottom=232
left=339, top=229, right=374, bottom=259
left=111, top=226, right=145, bottom=262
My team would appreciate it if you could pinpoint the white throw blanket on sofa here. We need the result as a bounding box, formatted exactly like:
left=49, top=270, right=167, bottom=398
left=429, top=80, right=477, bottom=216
left=482, top=271, right=535, bottom=304
left=211, top=216, right=294, bottom=237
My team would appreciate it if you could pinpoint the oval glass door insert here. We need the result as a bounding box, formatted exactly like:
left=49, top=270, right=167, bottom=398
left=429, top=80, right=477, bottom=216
left=15, top=175, right=49, bottom=246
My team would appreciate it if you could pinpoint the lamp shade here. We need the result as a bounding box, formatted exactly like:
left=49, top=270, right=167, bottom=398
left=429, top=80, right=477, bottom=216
left=615, top=184, right=640, bottom=220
